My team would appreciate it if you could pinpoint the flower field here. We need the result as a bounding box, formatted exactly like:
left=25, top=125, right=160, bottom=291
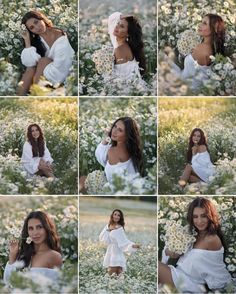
left=79, top=197, right=157, bottom=293
left=158, top=0, right=236, bottom=96
left=79, top=0, right=157, bottom=96
left=0, top=98, right=78, bottom=195
left=79, top=97, right=157, bottom=195
left=158, top=98, right=236, bottom=195
left=0, top=0, right=78, bottom=96
left=0, top=196, right=78, bottom=293
left=158, top=196, right=236, bottom=293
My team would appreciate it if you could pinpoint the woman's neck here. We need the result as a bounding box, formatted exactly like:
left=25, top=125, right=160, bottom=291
left=34, top=242, right=49, bottom=253
left=202, top=36, right=212, bottom=46
left=116, top=36, right=127, bottom=46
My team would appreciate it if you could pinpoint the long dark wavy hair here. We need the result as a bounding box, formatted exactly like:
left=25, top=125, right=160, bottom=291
left=187, top=128, right=209, bottom=163
left=27, top=123, right=45, bottom=157
left=187, top=197, right=226, bottom=252
left=205, top=14, right=226, bottom=55
left=108, top=117, right=144, bottom=176
left=17, top=211, right=61, bottom=267
left=109, top=209, right=125, bottom=228
left=125, top=16, right=146, bottom=76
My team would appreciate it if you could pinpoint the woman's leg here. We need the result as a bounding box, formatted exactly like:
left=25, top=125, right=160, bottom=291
left=179, top=164, right=192, bottom=186
left=17, top=67, right=36, bottom=95
left=158, top=261, right=175, bottom=287
left=107, top=266, right=122, bottom=276
left=33, top=57, right=53, bottom=83
left=79, top=176, right=87, bottom=192
left=38, top=166, right=54, bottom=178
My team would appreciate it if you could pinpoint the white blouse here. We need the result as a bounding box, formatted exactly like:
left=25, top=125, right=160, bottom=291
left=172, top=54, right=210, bottom=90
left=95, top=142, right=136, bottom=183
left=21, top=35, right=74, bottom=85
left=21, top=141, right=53, bottom=175
left=169, top=247, right=232, bottom=292
left=4, top=261, right=59, bottom=285
left=99, top=225, right=136, bottom=271
left=108, top=12, right=142, bottom=80
left=191, top=151, right=215, bottom=183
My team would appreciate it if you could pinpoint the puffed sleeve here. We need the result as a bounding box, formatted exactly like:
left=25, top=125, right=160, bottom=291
left=3, top=262, right=18, bottom=284
left=114, top=228, right=137, bottom=253
left=21, top=141, right=40, bottom=175
left=108, top=12, right=122, bottom=49
left=43, top=36, right=74, bottom=84
left=43, top=142, right=53, bottom=163
left=95, top=143, right=110, bottom=167
left=21, top=47, right=41, bottom=67
left=99, top=225, right=112, bottom=244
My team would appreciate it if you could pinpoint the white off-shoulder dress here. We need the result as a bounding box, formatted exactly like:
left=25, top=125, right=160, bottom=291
left=172, top=54, right=210, bottom=90
left=191, top=151, right=215, bottom=183
left=166, top=247, right=232, bottom=293
left=99, top=224, right=137, bottom=271
left=21, top=141, right=53, bottom=175
left=4, top=261, right=59, bottom=285
left=108, top=12, right=142, bottom=80
left=95, top=142, right=136, bottom=183
left=21, top=35, right=74, bottom=85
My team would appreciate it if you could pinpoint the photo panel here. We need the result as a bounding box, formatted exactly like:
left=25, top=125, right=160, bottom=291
left=79, top=195, right=157, bottom=293
left=79, top=97, right=157, bottom=195
left=0, top=196, right=78, bottom=293
left=0, top=97, right=78, bottom=195
left=158, top=97, right=236, bottom=195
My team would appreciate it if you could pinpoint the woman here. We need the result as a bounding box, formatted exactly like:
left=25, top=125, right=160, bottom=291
left=108, top=12, right=146, bottom=80
left=95, top=116, right=143, bottom=183
left=99, top=209, right=140, bottom=275
left=21, top=123, right=54, bottom=177
left=159, top=197, right=232, bottom=292
left=179, top=128, right=215, bottom=187
left=173, top=14, right=225, bottom=90
left=18, top=10, right=74, bottom=95
left=4, top=211, right=62, bottom=284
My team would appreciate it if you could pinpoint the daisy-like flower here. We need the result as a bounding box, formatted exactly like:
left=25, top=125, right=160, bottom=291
left=26, top=236, right=32, bottom=244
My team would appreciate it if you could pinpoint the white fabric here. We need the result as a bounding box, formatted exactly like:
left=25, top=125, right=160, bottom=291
left=21, top=35, right=74, bottom=84
left=191, top=151, right=215, bottom=183
left=169, top=247, right=232, bottom=293
left=3, top=261, right=59, bottom=285
left=95, top=142, right=136, bottom=183
left=21, top=141, right=53, bottom=175
left=107, top=12, right=143, bottom=81
left=172, top=54, right=210, bottom=90
left=99, top=224, right=136, bottom=271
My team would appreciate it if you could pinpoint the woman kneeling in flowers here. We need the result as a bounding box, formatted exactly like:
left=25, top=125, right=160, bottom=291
left=158, top=197, right=232, bottom=293
left=99, top=209, right=140, bottom=276
left=18, top=10, right=74, bottom=95
left=79, top=116, right=143, bottom=193
left=21, top=123, right=54, bottom=178
left=4, top=211, right=62, bottom=285
left=178, top=128, right=215, bottom=188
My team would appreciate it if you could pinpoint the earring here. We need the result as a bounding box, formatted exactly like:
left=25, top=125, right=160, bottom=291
left=126, top=36, right=129, bottom=41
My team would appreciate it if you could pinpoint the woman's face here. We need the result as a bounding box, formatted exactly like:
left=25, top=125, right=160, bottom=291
left=25, top=17, right=47, bottom=35
left=28, top=218, right=47, bottom=245
left=192, top=130, right=201, bottom=145
left=31, top=125, right=40, bottom=140
left=112, top=211, right=121, bottom=223
left=193, top=207, right=209, bottom=232
left=198, top=16, right=211, bottom=37
left=113, top=19, right=128, bottom=38
left=111, top=120, right=126, bottom=143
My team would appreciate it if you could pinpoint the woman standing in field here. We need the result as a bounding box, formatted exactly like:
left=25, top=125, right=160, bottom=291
left=178, top=128, right=215, bottom=187
left=99, top=209, right=140, bottom=276
left=18, top=10, right=74, bottom=95
left=21, top=123, right=54, bottom=178
left=4, top=211, right=62, bottom=284
left=158, top=197, right=232, bottom=292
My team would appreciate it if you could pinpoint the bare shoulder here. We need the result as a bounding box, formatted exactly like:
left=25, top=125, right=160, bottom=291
left=52, top=28, right=64, bottom=39
left=47, top=250, right=63, bottom=267
left=114, top=43, right=133, bottom=63
left=198, top=145, right=207, bottom=153
left=205, top=234, right=222, bottom=250
left=192, top=43, right=212, bottom=66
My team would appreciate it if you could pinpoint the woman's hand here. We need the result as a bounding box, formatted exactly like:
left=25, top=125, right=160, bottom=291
left=22, top=29, right=31, bottom=48
left=132, top=244, right=141, bottom=249
left=9, top=239, right=19, bottom=264
left=39, top=158, right=47, bottom=169
left=102, top=128, right=111, bottom=145
left=165, top=248, right=180, bottom=259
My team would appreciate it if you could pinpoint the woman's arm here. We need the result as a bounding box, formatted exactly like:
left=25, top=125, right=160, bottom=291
left=3, top=240, right=20, bottom=284
left=99, top=225, right=112, bottom=244
left=21, top=141, right=40, bottom=175
left=165, top=248, right=181, bottom=259
left=43, top=143, right=53, bottom=163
